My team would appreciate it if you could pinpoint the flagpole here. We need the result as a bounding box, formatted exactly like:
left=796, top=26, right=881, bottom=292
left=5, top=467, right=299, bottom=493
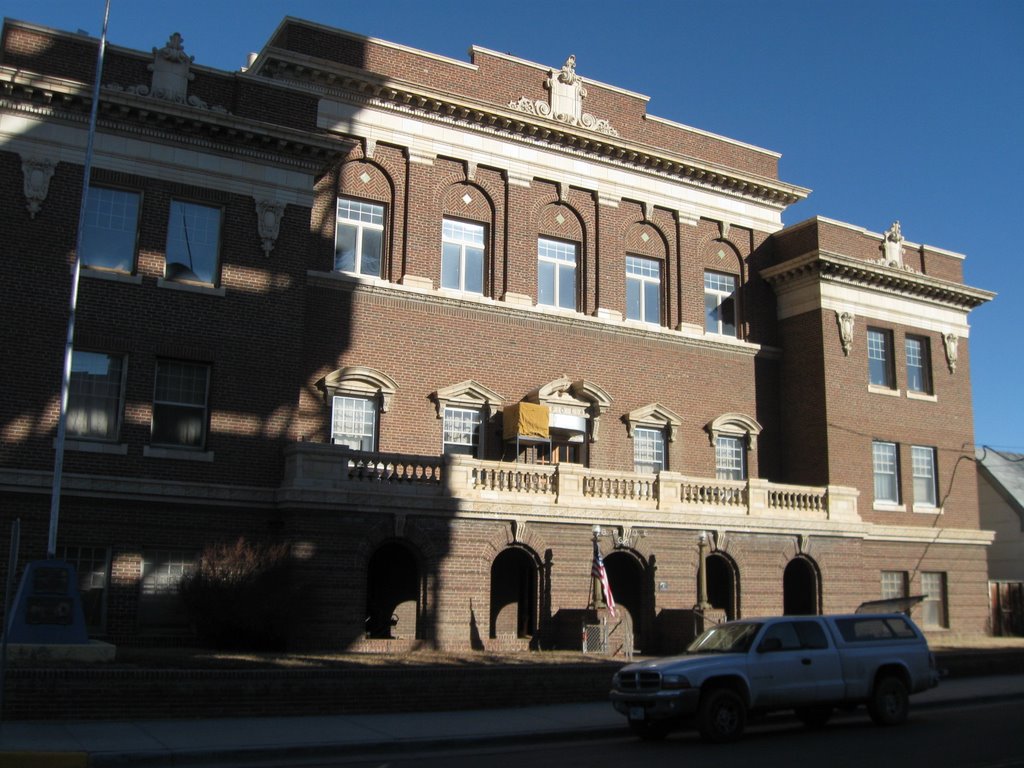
left=47, top=0, right=112, bottom=558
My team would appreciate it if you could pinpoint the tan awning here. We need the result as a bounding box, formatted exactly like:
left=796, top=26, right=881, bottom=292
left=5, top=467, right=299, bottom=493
left=502, top=402, right=550, bottom=440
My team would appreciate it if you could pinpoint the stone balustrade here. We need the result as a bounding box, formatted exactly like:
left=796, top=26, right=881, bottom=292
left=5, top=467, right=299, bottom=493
left=281, top=443, right=859, bottom=520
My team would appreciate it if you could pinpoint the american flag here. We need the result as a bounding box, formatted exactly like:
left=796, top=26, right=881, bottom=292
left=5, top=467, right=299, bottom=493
left=592, top=541, right=616, bottom=618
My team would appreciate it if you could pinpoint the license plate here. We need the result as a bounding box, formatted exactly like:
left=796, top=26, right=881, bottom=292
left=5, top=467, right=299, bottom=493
left=629, top=706, right=645, bottom=721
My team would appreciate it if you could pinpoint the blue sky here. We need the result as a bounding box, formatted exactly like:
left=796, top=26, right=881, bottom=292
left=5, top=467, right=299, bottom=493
left=6, top=0, right=1022, bottom=452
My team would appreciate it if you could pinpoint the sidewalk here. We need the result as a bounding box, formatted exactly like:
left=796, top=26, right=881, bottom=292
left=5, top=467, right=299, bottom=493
left=2, top=674, right=1024, bottom=768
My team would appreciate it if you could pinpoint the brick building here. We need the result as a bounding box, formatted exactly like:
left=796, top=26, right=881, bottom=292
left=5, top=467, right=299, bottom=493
left=0, top=16, right=995, bottom=652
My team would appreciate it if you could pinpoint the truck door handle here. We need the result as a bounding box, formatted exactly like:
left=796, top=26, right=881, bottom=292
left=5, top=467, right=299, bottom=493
left=801, top=658, right=812, bottom=665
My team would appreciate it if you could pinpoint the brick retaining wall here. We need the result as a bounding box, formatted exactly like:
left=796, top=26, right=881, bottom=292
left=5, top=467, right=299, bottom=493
left=2, top=648, right=1021, bottom=721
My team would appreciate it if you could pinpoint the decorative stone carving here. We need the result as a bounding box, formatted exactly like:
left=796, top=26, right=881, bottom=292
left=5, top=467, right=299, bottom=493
left=836, top=310, right=855, bottom=356
left=255, top=199, right=285, bottom=257
left=704, top=412, right=762, bottom=451
left=881, top=221, right=904, bottom=266
left=21, top=156, right=56, bottom=219
left=510, top=519, right=527, bottom=543
left=943, top=332, right=959, bottom=373
left=508, top=55, right=619, bottom=137
left=103, top=32, right=227, bottom=112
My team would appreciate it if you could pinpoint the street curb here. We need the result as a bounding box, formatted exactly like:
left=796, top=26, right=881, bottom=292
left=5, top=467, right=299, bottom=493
left=0, top=753, right=87, bottom=768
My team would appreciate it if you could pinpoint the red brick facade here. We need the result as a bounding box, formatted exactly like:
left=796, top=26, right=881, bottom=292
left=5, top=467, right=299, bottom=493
left=0, top=17, right=994, bottom=653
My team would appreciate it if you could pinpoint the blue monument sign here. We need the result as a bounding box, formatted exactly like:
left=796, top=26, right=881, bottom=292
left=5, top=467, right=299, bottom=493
left=5, top=560, right=88, bottom=644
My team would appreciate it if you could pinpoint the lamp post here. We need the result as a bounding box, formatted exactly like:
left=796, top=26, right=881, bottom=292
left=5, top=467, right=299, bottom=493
left=697, top=530, right=710, bottom=610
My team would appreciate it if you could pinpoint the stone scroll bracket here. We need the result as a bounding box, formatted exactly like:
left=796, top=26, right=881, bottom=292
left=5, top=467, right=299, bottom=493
left=21, top=155, right=57, bottom=219
left=255, top=199, right=286, bottom=257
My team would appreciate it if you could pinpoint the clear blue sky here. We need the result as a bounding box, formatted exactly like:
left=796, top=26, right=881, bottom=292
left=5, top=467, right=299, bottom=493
left=6, top=0, right=1022, bottom=452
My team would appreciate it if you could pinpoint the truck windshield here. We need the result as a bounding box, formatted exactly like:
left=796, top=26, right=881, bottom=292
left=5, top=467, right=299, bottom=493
left=686, top=622, right=762, bottom=653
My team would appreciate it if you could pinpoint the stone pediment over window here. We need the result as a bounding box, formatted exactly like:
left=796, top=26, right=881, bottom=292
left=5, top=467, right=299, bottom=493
left=705, top=412, right=762, bottom=450
left=317, top=366, right=398, bottom=411
left=527, top=376, right=612, bottom=442
left=625, top=403, right=683, bottom=443
left=433, top=380, right=504, bottom=418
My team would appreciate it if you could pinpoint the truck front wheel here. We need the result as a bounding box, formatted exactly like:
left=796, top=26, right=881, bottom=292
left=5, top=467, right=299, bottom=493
left=868, top=675, right=909, bottom=726
left=697, top=688, right=746, bottom=743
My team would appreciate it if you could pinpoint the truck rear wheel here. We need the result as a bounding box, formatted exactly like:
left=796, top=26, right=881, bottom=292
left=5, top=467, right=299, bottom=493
left=868, top=675, right=909, bottom=726
left=697, top=688, right=746, bottom=743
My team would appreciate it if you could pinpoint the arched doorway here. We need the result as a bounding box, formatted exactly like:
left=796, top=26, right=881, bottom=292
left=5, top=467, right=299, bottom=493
left=783, top=556, right=821, bottom=615
left=490, top=547, right=538, bottom=638
left=604, top=550, right=650, bottom=651
left=365, top=541, right=422, bottom=639
left=703, top=552, right=739, bottom=620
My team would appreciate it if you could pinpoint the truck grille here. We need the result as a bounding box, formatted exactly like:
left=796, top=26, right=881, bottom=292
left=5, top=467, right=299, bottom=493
left=616, top=671, right=662, bottom=691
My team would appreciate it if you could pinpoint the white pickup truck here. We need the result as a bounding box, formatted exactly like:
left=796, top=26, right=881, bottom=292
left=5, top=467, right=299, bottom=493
left=610, top=613, right=939, bottom=742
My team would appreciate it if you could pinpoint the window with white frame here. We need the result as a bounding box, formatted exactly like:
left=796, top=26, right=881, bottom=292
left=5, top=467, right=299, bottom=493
left=905, top=335, right=932, bottom=394
left=626, top=255, right=661, bottom=325
left=67, top=351, right=125, bottom=441
left=633, top=427, right=666, bottom=474
left=165, top=200, right=221, bottom=285
left=82, top=186, right=140, bottom=272
left=921, top=571, right=948, bottom=628
left=868, top=327, right=896, bottom=388
left=441, top=219, right=484, bottom=294
left=704, top=271, right=737, bottom=336
left=537, top=237, right=577, bottom=310
left=873, top=440, right=900, bottom=504
left=139, top=549, right=194, bottom=628
left=331, top=395, right=377, bottom=451
left=335, top=198, right=384, bottom=277
left=912, top=445, right=938, bottom=507
left=443, top=406, right=483, bottom=456
left=152, top=360, right=210, bottom=448
left=881, top=570, right=909, bottom=601
left=715, top=435, right=746, bottom=480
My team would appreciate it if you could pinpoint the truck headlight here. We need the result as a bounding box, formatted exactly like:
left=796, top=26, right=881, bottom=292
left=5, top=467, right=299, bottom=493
left=661, top=674, right=692, bottom=690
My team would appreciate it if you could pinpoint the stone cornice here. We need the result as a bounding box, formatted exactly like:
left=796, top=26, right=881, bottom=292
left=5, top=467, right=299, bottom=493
left=0, top=66, right=349, bottom=171
left=761, top=250, right=995, bottom=312
left=251, top=50, right=809, bottom=209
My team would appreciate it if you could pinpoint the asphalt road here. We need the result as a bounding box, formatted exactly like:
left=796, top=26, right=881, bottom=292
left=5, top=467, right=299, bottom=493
left=311, top=699, right=1024, bottom=768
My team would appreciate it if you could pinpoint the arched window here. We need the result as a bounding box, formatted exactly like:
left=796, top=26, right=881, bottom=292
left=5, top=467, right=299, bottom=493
left=705, top=413, right=762, bottom=480
left=625, top=403, right=682, bottom=473
left=318, top=366, right=398, bottom=451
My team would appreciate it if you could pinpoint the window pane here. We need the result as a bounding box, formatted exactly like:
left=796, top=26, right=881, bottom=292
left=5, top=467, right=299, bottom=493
left=444, top=407, right=481, bottom=456
left=360, top=228, right=383, bottom=276
left=881, top=571, right=907, bottom=600
left=868, top=329, right=893, bottom=387
left=906, top=337, right=931, bottom=393
left=334, top=223, right=357, bottom=272
left=912, top=446, right=937, bottom=506
left=464, top=245, right=484, bottom=294
left=634, top=427, right=665, bottom=473
left=921, top=572, right=947, bottom=628
left=153, top=360, right=209, bottom=448
left=705, top=272, right=737, bottom=336
left=626, top=278, right=641, bottom=321
left=704, top=293, right=719, bottom=333
left=165, top=201, right=220, bottom=284
left=82, top=187, right=139, bottom=271
left=332, top=396, right=376, bottom=451
left=139, top=550, right=193, bottom=628
left=68, top=351, right=123, bottom=441
left=644, top=280, right=660, bottom=324
left=538, top=260, right=555, bottom=305
left=558, top=263, right=576, bottom=309
left=716, top=435, right=745, bottom=480
left=441, top=242, right=462, bottom=289
left=873, top=441, right=899, bottom=503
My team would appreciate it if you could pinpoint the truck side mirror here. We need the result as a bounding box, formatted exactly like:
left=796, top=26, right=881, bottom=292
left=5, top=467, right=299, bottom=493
left=758, top=637, right=782, bottom=653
